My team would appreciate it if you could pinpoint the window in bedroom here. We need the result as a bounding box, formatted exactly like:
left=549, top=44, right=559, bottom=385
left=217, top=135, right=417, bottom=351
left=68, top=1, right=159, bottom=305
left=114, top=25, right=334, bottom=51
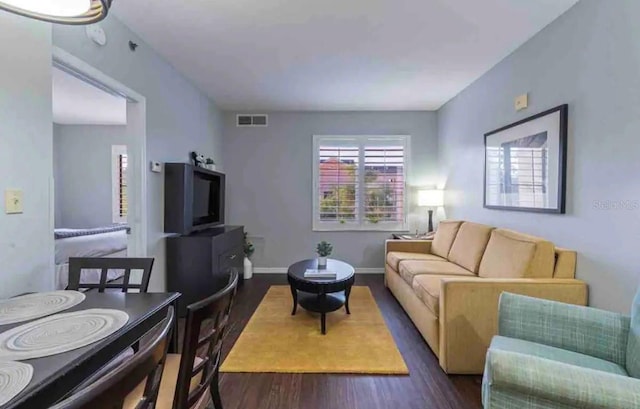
left=112, top=145, right=128, bottom=223
left=313, top=135, right=409, bottom=231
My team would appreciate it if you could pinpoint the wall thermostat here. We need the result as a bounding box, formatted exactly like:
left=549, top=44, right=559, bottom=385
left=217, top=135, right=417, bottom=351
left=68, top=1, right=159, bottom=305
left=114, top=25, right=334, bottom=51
left=86, top=24, right=107, bottom=46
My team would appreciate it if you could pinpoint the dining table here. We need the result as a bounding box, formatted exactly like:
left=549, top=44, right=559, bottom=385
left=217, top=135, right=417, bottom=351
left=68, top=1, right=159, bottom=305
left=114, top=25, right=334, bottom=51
left=0, top=291, right=181, bottom=409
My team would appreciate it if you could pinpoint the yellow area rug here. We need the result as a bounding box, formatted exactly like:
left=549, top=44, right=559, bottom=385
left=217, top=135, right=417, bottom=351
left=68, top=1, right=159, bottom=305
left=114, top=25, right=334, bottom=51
left=220, top=285, right=409, bottom=374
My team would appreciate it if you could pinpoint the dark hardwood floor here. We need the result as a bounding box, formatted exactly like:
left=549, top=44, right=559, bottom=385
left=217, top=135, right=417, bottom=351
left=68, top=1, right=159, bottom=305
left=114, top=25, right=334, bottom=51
left=216, top=274, right=483, bottom=409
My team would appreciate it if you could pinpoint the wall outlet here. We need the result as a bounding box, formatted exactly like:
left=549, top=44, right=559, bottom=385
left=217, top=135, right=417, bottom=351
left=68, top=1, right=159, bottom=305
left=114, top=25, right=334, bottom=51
left=515, top=93, right=528, bottom=111
left=5, top=189, right=23, bottom=214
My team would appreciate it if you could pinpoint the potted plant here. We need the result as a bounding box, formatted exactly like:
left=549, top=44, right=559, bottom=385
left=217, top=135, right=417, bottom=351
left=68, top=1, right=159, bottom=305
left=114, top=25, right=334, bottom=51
left=316, top=241, right=333, bottom=268
left=243, top=232, right=255, bottom=280
left=205, top=158, right=216, bottom=171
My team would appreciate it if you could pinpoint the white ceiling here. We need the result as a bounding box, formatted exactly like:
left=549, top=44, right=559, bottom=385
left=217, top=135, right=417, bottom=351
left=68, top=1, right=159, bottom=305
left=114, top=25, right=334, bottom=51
left=113, top=0, right=578, bottom=111
left=52, top=67, right=127, bottom=125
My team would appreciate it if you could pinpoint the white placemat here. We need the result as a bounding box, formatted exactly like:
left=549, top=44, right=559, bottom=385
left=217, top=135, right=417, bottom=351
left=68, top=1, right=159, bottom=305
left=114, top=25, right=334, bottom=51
left=0, top=309, right=129, bottom=360
left=0, top=291, right=86, bottom=326
left=0, top=361, right=33, bottom=406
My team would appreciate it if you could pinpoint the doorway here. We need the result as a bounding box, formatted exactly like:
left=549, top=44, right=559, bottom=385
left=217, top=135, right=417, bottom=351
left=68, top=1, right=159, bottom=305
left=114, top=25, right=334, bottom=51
left=51, top=47, right=147, bottom=289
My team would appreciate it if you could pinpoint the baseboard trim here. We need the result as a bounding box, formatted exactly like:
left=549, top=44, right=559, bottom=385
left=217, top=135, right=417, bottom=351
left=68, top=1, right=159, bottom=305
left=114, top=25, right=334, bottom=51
left=253, top=267, right=384, bottom=275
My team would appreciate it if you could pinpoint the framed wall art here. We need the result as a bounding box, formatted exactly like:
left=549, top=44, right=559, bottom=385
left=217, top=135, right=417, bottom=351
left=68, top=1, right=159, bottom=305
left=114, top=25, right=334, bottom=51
left=484, top=104, right=568, bottom=213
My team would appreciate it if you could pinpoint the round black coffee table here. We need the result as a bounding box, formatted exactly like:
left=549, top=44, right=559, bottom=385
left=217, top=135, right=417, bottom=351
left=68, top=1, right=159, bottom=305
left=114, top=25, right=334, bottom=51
left=287, top=258, right=355, bottom=335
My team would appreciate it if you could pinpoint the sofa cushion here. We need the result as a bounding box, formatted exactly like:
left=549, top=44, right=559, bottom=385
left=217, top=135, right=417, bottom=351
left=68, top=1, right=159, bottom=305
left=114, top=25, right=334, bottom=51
left=479, top=229, right=555, bottom=279
left=490, top=336, right=628, bottom=377
left=386, top=251, right=446, bottom=271
left=398, top=260, right=474, bottom=285
left=431, top=220, right=463, bottom=259
left=447, top=222, right=493, bottom=273
left=412, top=274, right=482, bottom=317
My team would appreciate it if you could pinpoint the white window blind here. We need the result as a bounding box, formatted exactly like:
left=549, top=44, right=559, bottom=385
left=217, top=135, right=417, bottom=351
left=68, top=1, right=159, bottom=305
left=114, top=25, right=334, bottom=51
left=112, top=145, right=128, bottom=223
left=118, top=153, right=128, bottom=218
left=313, top=135, right=409, bottom=231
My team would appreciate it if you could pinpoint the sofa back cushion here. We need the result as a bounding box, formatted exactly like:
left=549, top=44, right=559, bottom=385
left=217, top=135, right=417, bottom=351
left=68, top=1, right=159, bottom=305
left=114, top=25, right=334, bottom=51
left=431, top=220, right=463, bottom=259
left=447, top=222, right=493, bottom=273
left=627, top=289, right=640, bottom=378
left=479, top=229, right=555, bottom=279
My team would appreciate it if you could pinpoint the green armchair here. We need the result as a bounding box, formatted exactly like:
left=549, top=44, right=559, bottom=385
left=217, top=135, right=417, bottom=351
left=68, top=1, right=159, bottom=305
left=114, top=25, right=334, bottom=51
left=482, top=291, right=640, bottom=408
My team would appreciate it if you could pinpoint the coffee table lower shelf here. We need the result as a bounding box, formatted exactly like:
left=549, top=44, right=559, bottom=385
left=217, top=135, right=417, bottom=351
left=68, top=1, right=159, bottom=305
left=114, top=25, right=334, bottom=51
left=295, top=291, right=349, bottom=335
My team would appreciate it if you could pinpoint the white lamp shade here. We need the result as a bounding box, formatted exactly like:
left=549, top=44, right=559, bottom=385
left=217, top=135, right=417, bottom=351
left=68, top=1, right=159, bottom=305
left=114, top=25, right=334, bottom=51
left=418, top=189, right=444, bottom=207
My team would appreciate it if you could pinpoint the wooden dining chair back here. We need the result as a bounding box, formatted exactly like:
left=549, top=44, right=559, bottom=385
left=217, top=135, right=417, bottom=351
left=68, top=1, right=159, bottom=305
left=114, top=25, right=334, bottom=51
left=174, top=271, right=239, bottom=409
left=50, top=306, right=175, bottom=409
left=68, top=257, right=154, bottom=293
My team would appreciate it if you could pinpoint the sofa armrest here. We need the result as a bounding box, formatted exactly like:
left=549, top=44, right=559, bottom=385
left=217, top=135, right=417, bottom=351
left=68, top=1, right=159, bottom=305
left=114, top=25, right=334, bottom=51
left=499, top=292, right=629, bottom=365
left=484, top=349, right=640, bottom=409
left=385, top=239, right=432, bottom=255
left=437, top=277, right=588, bottom=374
left=553, top=247, right=577, bottom=278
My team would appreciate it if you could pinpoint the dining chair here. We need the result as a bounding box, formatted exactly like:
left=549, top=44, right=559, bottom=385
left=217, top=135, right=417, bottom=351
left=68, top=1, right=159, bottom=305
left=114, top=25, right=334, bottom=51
left=50, top=306, right=175, bottom=409
left=68, top=257, right=155, bottom=293
left=125, top=270, right=239, bottom=409
left=68, top=257, right=160, bottom=381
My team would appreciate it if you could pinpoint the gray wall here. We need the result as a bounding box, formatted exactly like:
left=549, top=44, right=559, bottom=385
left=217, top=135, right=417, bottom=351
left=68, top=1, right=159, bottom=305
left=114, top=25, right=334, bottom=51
left=437, top=0, right=640, bottom=312
left=223, top=111, right=438, bottom=269
left=53, top=124, right=127, bottom=229
left=0, top=14, right=54, bottom=297
left=53, top=16, right=224, bottom=291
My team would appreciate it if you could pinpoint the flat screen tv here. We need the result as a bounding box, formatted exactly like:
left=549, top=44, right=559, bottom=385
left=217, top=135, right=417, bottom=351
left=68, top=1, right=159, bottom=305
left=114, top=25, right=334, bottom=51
left=164, top=163, right=225, bottom=234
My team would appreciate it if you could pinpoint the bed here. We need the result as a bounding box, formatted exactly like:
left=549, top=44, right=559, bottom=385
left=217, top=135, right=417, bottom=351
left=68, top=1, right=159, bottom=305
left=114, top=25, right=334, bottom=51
left=54, top=226, right=129, bottom=290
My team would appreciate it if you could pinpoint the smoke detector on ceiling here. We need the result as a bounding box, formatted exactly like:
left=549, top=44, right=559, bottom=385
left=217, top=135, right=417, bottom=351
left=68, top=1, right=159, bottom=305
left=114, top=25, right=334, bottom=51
left=236, top=114, right=268, bottom=127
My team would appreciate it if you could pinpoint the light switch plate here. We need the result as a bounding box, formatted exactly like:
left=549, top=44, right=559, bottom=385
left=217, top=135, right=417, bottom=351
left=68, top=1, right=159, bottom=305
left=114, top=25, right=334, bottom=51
left=5, top=190, right=23, bottom=214
left=515, top=93, right=528, bottom=111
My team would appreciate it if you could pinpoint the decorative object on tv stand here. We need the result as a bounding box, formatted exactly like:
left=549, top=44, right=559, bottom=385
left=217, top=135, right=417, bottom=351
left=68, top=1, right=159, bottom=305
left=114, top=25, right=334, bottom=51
left=418, top=189, right=444, bottom=233
left=484, top=104, right=568, bottom=214
left=316, top=241, right=333, bottom=268
left=0, top=0, right=111, bottom=25
left=205, top=158, right=216, bottom=171
left=190, top=151, right=206, bottom=168
left=243, top=232, right=255, bottom=280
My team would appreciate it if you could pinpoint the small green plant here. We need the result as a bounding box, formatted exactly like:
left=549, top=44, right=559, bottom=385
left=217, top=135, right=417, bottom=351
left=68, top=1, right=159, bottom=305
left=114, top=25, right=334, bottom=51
left=205, top=158, right=215, bottom=165
left=243, top=232, right=255, bottom=258
left=316, top=241, right=333, bottom=257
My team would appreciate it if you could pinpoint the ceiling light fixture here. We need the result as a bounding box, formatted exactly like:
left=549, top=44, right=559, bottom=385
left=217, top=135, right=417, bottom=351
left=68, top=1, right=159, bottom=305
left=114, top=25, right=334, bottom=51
left=0, top=0, right=111, bottom=25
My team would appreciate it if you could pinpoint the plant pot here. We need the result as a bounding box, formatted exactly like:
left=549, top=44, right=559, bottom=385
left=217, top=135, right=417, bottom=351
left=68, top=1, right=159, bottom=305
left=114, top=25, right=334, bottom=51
left=243, top=257, right=253, bottom=280
left=206, top=164, right=216, bottom=171
left=317, top=256, right=327, bottom=268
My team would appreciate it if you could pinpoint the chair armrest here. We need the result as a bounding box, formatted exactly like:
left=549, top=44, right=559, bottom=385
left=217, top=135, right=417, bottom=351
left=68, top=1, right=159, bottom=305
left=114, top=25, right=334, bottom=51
left=498, top=292, right=630, bottom=366
left=438, top=277, right=588, bottom=374
left=485, top=349, right=640, bottom=409
left=385, top=239, right=432, bottom=254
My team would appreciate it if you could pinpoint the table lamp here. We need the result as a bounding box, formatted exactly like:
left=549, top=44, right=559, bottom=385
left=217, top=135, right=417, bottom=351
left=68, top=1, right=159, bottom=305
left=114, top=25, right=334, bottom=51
left=418, top=189, right=444, bottom=233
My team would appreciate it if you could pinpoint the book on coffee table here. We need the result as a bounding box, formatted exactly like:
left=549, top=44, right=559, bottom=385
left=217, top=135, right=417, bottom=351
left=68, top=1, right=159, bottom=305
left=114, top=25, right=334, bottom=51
left=304, top=269, right=337, bottom=279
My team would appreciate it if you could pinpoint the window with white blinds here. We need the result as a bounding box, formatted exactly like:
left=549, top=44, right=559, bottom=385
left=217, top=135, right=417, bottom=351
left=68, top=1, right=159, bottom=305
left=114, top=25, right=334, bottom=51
left=313, top=135, right=409, bottom=231
left=112, top=145, right=128, bottom=223
left=118, top=153, right=128, bottom=218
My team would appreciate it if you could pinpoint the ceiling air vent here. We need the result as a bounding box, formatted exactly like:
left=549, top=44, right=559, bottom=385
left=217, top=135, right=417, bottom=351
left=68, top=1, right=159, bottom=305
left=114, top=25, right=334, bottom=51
left=236, top=114, right=268, bottom=127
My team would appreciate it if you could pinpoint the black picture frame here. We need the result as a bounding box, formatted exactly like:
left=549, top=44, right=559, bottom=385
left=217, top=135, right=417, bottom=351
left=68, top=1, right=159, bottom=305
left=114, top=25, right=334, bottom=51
left=483, top=104, right=568, bottom=214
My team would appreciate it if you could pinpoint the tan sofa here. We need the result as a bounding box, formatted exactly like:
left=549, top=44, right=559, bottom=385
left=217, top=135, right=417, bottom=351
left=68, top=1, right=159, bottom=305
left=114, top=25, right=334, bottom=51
left=384, top=220, right=588, bottom=374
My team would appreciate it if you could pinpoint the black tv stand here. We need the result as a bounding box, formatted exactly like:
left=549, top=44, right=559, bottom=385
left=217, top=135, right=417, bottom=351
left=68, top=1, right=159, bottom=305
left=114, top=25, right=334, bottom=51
left=166, top=225, right=244, bottom=316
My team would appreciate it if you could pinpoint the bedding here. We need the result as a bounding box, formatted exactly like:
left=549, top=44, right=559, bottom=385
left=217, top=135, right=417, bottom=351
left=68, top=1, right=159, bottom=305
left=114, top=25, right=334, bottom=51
left=55, top=229, right=128, bottom=265
left=54, top=227, right=129, bottom=290
left=54, top=225, right=129, bottom=240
